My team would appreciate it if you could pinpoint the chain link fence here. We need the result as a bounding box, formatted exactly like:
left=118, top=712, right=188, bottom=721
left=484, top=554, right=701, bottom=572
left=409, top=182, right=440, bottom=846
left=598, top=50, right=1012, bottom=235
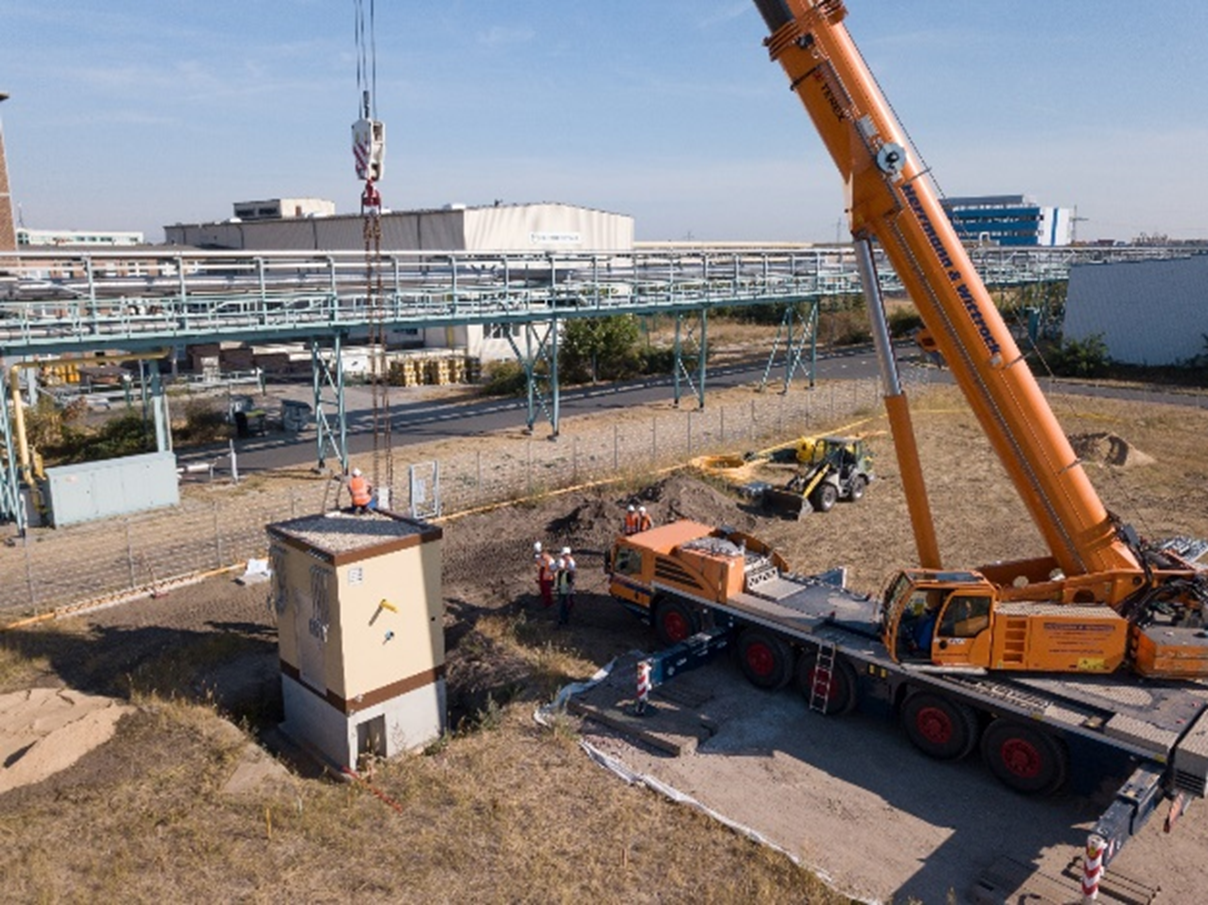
left=1, top=370, right=937, bottom=618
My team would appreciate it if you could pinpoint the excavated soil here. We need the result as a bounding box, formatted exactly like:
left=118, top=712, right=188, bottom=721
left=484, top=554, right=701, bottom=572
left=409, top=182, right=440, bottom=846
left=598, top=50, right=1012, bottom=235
left=1069, top=431, right=1156, bottom=467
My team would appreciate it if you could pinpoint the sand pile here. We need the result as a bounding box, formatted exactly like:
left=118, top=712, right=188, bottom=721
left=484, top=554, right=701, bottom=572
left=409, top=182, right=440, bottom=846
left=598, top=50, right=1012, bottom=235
left=0, top=687, right=133, bottom=795
left=1068, top=432, right=1155, bottom=467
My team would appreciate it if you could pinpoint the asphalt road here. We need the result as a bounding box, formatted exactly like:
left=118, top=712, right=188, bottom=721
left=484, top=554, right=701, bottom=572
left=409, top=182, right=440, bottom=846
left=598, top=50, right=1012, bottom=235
left=177, top=347, right=1208, bottom=474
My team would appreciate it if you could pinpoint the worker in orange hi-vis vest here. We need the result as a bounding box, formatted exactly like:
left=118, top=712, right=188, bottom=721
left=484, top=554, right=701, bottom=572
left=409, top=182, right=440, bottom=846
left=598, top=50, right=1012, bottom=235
left=348, top=467, right=373, bottom=515
left=534, top=541, right=555, bottom=608
left=623, top=504, right=640, bottom=535
left=637, top=505, right=653, bottom=533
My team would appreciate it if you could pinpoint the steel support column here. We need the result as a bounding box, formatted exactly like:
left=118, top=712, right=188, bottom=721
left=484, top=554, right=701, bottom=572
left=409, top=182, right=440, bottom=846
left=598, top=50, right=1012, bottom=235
left=0, top=368, right=25, bottom=534
left=672, top=310, right=707, bottom=410
left=312, top=334, right=348, bottom=472
left=759, top=301, right=820, bottom=393
left=506, top=320, right=560, bottom=436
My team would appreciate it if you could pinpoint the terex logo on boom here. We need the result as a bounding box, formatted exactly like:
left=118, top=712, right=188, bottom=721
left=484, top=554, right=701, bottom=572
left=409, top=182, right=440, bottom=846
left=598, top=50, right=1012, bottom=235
left=900, top=182, right=1001, bottom=357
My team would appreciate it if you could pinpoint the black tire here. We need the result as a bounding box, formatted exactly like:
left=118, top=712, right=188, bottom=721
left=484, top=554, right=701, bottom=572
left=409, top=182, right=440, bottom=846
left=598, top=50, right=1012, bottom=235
left=901, top=692, right=979, bottom=761
left=811, top=482, right=839, bottom=513
left=847, top=474, right=868, bottom=502
left=654, top=598, right=697, bottom=647
left=980, top=719, right=1068, bottom=795
left=795, top=648, right=858, bottom=715
left=736, top=627, right=793, bottom=690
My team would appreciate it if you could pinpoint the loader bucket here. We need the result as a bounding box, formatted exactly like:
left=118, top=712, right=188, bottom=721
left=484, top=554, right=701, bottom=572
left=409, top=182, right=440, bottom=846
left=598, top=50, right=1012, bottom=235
left=762, top=487, right=810, bottom=519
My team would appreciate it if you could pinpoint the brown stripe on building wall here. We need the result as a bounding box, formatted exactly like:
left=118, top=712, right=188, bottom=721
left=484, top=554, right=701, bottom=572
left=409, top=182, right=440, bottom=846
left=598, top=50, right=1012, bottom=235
left=280, top=659, right=446, bottom=715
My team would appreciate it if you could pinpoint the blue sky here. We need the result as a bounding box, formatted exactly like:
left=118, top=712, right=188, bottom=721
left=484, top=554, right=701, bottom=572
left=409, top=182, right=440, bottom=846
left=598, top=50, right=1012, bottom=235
left=2, top=1, right=1206, bottom=244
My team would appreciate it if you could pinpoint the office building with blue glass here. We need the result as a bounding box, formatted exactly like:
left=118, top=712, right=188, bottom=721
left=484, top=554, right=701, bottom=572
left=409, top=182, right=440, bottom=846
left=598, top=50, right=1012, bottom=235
left=941, top=195, right=1073, bottom=247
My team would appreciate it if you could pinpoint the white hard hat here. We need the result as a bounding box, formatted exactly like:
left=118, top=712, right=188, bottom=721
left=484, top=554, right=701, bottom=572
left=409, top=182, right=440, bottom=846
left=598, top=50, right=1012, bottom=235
left=351, top=468, right=362, bottom=477
left=639, top=506, right=647, bottom=513
left=627, top=504, right=635, bottom=512
left=561, top=547, right=572, bottom=556
left=534, top=541, right=542, bottom=552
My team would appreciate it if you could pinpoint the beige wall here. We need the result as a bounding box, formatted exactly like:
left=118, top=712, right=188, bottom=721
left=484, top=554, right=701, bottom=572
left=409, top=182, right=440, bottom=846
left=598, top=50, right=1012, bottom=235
left=272, top=533, right=443, bottom=703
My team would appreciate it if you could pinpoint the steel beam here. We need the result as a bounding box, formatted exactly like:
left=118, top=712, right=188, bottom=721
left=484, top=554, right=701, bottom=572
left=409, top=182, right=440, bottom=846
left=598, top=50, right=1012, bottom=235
left=312, top=334, right=348, bottom=472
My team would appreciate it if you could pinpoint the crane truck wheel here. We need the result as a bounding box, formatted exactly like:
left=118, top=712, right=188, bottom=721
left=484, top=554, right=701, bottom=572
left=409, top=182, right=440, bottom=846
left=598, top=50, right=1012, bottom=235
left=736, top=628, right=793, bottom=690
left=795, top=648, right=857, bottom=715
left=654, top=598, right=697, bottom=647
left=900, top=692, right=979, bottom=761
left=810, top=482, right=839, bottom=513
left=980, top=719, right=1068, bottom=795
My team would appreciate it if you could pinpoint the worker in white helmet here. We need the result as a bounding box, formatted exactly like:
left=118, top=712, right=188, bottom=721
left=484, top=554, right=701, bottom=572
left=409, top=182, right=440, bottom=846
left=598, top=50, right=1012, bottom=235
left=637, top=505, right=653, bottom=533
left=624, top=503, right=640, bottom=536
left=533, top=541, right=555, bottom=609
left=556, top=546, right=577, bottom=626
left=348, top=467, right=373, bottom=515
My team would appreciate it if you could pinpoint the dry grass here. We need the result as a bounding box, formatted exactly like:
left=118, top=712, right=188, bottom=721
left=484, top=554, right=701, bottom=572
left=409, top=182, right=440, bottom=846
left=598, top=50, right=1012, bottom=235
left=0, top=669, right=847, bottom=905
left=4, top=383, right=1206, bottom=904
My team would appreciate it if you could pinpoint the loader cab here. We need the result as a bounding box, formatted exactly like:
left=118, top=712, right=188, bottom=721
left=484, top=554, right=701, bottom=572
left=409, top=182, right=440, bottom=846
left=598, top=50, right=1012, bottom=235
left=882, top=570, right=995, bottom=666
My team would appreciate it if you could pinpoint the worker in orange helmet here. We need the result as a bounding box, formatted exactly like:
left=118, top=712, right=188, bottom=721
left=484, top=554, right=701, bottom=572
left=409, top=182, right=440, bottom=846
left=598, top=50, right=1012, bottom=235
left=348, top=467, right=373, bottom=515
left=637, top=505, right=653, bottom=533
left=623, top=504, right=640, bottom=536
left=533, top=541, right=555, bottom=609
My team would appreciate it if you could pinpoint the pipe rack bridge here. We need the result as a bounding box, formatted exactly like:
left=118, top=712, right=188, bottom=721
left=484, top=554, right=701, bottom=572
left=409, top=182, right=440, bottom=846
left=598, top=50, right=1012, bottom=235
left=0, top=244, right=1159, bottom=355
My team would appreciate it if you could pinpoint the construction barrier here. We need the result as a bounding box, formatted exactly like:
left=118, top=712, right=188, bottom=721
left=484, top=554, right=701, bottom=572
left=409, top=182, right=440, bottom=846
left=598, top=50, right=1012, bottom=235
left=1081, top=833, right=1106, bottom=902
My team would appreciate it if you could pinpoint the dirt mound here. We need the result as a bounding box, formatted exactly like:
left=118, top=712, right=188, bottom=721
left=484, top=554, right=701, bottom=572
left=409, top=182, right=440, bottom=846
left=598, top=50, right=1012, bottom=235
left=1068, top=432, right=1155, bottom=467
left=0, top=687, right=133, bottom=795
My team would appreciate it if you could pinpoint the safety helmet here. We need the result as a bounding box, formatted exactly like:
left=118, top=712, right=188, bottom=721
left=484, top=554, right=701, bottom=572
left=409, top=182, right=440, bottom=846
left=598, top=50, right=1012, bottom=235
left=561, top=547, right=572, bottom=556
left=639, top=506, right=647, bottom=514
left=533, top=541, right=542, bottom=552
left=627, top=504, right=635, bottom=512
left=351, top=468, right=362, bottom=477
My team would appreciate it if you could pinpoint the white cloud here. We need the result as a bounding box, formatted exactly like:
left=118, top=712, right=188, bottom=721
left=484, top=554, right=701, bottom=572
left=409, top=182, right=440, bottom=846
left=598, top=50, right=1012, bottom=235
left=477, top=25, right=536, bottom=47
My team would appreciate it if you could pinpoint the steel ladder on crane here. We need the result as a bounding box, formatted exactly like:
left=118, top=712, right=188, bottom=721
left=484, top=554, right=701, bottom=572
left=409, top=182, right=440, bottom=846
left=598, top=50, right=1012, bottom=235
left=808, top=641, right=839, bottom=713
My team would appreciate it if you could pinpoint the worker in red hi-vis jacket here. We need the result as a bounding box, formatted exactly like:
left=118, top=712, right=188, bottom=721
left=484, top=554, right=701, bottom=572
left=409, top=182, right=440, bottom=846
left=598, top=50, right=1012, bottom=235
left=624, top=505, right=641, bottom=535
left=637, top=506, right=653, bottom=533
left=348, top=467, right=373, bottom=515
left=534, top=541, right=555, bottom=608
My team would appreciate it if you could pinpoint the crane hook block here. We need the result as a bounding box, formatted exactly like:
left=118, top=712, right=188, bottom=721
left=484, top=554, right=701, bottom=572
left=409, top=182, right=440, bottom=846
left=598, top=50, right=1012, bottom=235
left=352, top=118, right=386, bottom=182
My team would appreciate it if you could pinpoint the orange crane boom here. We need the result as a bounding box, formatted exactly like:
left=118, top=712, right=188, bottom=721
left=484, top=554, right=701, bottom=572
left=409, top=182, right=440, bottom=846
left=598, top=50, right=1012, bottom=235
left=752, top=0, right=1139, bottom=583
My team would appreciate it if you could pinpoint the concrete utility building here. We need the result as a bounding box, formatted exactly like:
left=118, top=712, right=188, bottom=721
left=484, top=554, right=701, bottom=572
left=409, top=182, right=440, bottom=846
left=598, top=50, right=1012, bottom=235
left=267, top=510, right=445, bottom=770
left=1063, top=255, right=1208, bottom=365
left=941, top=194, right=1073, bottom=247
left=164, top=200, right=634, bottom=254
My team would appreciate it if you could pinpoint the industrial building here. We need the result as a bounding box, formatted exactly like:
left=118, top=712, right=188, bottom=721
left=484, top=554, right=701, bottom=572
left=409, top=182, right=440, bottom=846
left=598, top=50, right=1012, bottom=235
left=164, top=200, right=635, bottom=363
left=164, top=200, right=634, bottom=254
left=1063, top=255, right=1208, bottom=366
left=941, top=194, right=1073, bottom=247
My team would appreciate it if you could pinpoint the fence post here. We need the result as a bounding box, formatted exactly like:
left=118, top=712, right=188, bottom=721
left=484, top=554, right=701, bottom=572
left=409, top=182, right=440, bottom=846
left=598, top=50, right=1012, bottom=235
left=721, top=406, right=726, bottom=443
left=750, top=398, right=756, bottom=441
left=651, top=415, right=657, bottom=460
left=613, top=423, right=619, bottom=472
left=687, top=411, right=692, bottom=456
left=213, top=501, right=223, bottom=567
left=476, top=450, right=483, bottom=505
left=573, top=436, right=579, bottom=484
left=527, top=438, right=533, bottom=496
left=23, top=533, right=37, bottom=611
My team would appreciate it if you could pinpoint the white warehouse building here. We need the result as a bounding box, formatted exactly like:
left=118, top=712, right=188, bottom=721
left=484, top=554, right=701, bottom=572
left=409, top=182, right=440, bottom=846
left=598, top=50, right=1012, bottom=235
left=1063, top=255, right=1208, bottom=366
left=164, top=201, right=634, bottom=255
left=164, top=200, right=635, bottom=363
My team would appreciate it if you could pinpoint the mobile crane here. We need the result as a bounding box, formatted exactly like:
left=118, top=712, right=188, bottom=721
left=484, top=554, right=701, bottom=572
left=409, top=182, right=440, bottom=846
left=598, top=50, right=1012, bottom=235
left=750, top=0, right=1208, bottom=680
left=606, top=0, right=1208, bottom=879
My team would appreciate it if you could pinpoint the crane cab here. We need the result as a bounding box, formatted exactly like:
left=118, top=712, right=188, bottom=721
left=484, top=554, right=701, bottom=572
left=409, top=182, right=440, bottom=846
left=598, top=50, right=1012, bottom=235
left=881, top=569, right=1130, bottom=673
